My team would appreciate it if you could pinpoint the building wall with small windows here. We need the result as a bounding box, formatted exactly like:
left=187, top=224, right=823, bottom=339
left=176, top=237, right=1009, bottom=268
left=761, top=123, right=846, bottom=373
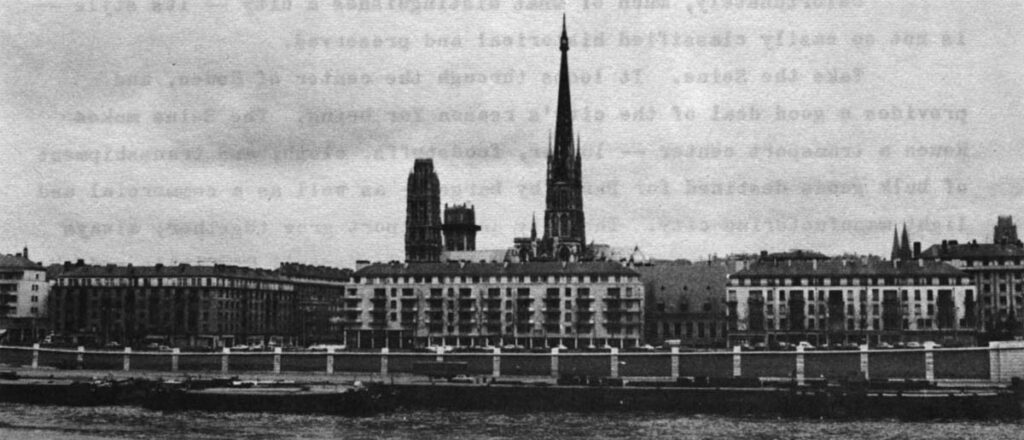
left=50, top=262, right=300, bottom=348
left=726, top=258, right=975, bottom=347
left=347, top=261, right=644, bottom=349
left=922, top=240, right=1024, bottom=340
left=0, top=250, right=49, bottom=342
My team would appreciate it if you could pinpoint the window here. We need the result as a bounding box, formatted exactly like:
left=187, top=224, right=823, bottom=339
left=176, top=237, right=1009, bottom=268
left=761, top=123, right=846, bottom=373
left=30, top=296, right=38, bottom=302
left=31, top=284, right=38, bottom=291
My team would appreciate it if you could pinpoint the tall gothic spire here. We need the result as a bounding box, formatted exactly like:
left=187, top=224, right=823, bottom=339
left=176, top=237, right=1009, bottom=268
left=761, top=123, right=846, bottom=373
left=543, top=15, right=586, bottom=261
left=554, top=13, right=574, bottom=163
left=900, top=223, right=911, bottom=259
left=891, top=225, right=900, bottom=260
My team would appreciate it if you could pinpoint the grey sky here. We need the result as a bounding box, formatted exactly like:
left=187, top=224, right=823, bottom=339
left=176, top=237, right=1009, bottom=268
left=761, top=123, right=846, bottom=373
left=0, top=0, right=1021, bottom=268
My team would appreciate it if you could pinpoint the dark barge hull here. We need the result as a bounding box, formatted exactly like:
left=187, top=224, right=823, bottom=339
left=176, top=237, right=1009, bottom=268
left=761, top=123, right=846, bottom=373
left=0, top=379, right=153, bottom=406
left=383, top=383, right=1024, bottom=420
left=143, top=386, right=388, bottom=416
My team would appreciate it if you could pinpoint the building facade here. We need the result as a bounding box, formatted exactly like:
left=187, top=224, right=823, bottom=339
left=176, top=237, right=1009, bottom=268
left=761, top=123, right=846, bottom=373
left=0, top=248, right=48, bottom=343
left=50, top=262, right=300, bottom=348
left=277, top=262, right=351, bottom=346
left=922, top=236, right=1024, bottom=340
left=345, top=261, right=644, bottom=349
left=726, top=258, right=976, bottom=347
left=405, top=158, right=443, bottom=262
left=638, top=262, right=731, bottom=349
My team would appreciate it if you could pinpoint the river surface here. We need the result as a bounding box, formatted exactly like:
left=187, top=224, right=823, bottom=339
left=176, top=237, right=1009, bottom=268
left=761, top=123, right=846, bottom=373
left=0, top=404, right=1022, bottom=439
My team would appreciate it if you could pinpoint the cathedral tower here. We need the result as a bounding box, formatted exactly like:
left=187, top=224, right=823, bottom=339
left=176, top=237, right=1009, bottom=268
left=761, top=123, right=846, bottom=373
left=543, top=15, right=586, bottom=261
left=405, top=159, right=442, bottom=262
left=441, top=203, right=481, bottom=252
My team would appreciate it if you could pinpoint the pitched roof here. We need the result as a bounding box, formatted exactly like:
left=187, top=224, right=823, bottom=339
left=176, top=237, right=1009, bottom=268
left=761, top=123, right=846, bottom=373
left=354, top=261, right=640, bottom=278
left=731, top=259, right=963, bottom=278
left=57, top=263, right=283, bottom=281
left=0, top=254, right=43, bottom=270
left=921, top=242, right=1024, bottom=260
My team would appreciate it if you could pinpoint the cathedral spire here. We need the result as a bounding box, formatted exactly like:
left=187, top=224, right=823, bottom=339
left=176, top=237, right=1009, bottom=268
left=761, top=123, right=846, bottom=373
left=900, top=223, right=911, bottom=259
left=891, top=225, right=900, bottom=260
left=554, top=13, right=574, bottom=163
left=542, top=15, right=586, bottom=260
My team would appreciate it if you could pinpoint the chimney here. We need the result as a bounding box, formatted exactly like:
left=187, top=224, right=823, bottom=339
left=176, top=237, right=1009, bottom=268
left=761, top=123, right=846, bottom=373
left=760, top=250, right=768, bottom=260
left=913, top=242, right=921, bottom=258
left=155, top=263, right=164, bottom=271
left=76, top=259, right=85, bottom=267
left=22, top=246, right=28, bottom=260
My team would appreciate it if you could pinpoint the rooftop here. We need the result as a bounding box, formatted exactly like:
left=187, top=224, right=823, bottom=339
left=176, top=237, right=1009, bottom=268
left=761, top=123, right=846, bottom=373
left=921, top=241, right=1024, bottom=260
left=0, top=254, right=43, bottom=271
left=354, top=261, right=640, bottom=278
left=731, top=259, right=964, bottom=278
left=57, top=263, right=284, bottom=281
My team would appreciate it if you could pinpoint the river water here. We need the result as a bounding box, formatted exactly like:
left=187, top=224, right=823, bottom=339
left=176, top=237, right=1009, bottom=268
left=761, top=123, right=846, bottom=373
left=0, top=404, right=1021, bottom=439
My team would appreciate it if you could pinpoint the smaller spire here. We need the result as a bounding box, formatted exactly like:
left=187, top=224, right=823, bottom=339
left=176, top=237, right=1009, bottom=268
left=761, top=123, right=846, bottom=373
left=901, top=223, right=911, bottom=259
left=531, top=213, right=537, bottom=240
left=891, top=225, right=900, bottom=260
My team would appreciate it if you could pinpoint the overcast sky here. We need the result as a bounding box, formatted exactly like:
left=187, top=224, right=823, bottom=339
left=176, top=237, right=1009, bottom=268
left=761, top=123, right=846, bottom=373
left=1, top=0, right=1022, bottom=268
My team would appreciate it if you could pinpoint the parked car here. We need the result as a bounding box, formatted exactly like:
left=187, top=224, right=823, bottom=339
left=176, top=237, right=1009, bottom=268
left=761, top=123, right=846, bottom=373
left=796, top=341, right=816, bottom=350
left=307, top=344, right=347, bottom=352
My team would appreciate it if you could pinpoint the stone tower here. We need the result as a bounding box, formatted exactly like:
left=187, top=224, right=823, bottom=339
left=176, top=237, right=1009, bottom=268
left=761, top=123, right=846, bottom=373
left=405, top=159, right=442, bottom=262
left=994, top=216, right=1020, bottom=245
left=441, top=204, right=481, bottom=252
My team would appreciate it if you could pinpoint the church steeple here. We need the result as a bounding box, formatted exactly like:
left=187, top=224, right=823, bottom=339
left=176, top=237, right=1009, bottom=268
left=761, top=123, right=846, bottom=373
left=543, top=15, right=586, bottom=261
left=554, top=13, right=574, bottom=164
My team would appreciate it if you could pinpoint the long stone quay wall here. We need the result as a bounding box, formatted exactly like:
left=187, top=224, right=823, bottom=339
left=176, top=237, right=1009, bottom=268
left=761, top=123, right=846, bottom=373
left=3, top=342, right=1023, bottom=384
